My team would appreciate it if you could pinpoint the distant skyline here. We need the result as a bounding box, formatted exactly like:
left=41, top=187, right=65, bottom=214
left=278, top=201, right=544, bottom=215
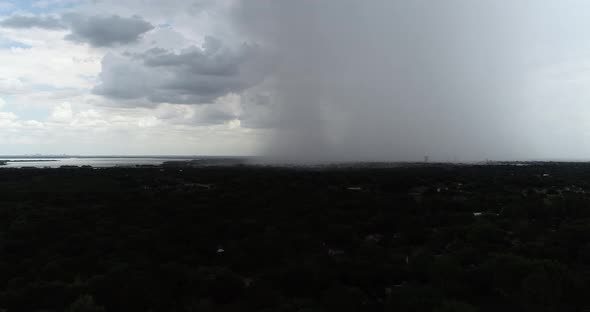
left=1, top=1, right=590, bottom=161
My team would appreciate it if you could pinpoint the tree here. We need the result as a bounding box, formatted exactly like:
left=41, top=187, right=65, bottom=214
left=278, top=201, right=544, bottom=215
left=67, top=295, right=105, bottom=312
left=434, top=300, right=478, bottom=312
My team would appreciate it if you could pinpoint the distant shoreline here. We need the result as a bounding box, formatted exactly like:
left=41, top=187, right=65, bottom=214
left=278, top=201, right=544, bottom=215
left=0, top=159, right=60, bottom=166
left=3, top=156, right=590, bottom=169
left=0, top=155, right=247, bottom=159
left=5, top=159, right=60, bottom=163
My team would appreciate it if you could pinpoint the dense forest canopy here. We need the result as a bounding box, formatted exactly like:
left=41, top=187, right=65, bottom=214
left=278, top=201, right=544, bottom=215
left=0, top=164, right=589, bottom=311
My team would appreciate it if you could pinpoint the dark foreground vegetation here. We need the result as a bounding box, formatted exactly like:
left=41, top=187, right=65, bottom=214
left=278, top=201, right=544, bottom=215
left=1, top=163, right=590, bottom=311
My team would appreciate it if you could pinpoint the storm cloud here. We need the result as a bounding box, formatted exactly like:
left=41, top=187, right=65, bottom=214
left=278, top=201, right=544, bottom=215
left=93, top=37, right=267, bottom=105
left=236, top=0, right=536, bottom=162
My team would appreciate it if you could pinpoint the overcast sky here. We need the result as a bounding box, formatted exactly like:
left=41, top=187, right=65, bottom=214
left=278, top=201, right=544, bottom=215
left=0, top=1, right=589, bottom=160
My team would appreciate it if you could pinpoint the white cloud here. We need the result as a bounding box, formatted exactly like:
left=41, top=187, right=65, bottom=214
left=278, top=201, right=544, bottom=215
left=50, top=101, right=73, bottom=122
left=0, top=27, right=101, bottom=89
left=0, top=77, right=25, bottom=93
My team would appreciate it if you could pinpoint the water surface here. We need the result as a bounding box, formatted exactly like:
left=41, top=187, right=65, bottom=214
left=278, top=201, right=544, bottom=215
left=0, top=157, right=197, bottom=168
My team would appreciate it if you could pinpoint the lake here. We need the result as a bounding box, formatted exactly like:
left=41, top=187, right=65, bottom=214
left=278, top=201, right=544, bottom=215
left=0, top=157, right=202, bottom=168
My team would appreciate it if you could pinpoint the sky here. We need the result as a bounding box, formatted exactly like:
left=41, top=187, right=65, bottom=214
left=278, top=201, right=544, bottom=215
left=0, top=1, right=590, bottom=161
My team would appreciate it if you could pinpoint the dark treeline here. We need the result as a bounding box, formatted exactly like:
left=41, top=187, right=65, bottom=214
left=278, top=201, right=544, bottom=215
left=1, top=164, right=590, bottom=311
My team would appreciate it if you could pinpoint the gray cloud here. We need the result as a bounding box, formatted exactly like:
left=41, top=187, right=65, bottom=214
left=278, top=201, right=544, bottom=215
left=236, top=0, right=536, bottom=162
left=64, top=14, right=154, bottom=47
left=197, top=106, right=238, bottom=125
left=237, top=87, right=278, bottom=129
left=0, top=13, right=154, bottom=47
left=0, top=15, right=66, bottom=29
left=94, top=37, right=267, bottom=104
left=143, top=37, right=243, bottom=76
left=93, top=53, right=152, bottom=100
left=153, top=103, right=238, bottom=126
